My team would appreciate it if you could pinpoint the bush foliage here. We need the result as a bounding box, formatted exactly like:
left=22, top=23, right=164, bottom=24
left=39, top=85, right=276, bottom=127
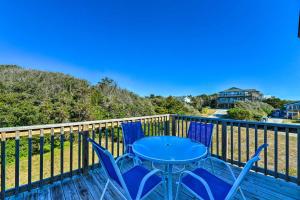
left=228, top=101, right=274, bottom=121
left=0, top=65, right=202, bottom=163
left=0, top=65, right=201, bottom=128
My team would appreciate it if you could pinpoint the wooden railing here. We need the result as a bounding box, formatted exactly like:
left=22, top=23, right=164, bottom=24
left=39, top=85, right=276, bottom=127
left=0, top=114, right=170, bottom=199
left=171, top=115, right=300, bottom=185
left=0, top=114, right=299, bottom=199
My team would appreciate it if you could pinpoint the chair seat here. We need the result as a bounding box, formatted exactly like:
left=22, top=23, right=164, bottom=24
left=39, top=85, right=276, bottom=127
left=122, top=166, right=161, bottom=199
left=182, top=168, right=232, bottom=200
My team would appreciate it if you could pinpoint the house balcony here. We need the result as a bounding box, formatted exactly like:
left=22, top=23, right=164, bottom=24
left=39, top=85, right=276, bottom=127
left=0, top=114, right=299, bottom=200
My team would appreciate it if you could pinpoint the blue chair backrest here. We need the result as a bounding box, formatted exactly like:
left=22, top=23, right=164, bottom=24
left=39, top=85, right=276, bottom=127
left=187, top=122, right=214, bottom=148
left=225, top=144, right=268, bottom=200
left=88, top=138, right=123, bottom=187
left=121, top=121, right=145, bottom=153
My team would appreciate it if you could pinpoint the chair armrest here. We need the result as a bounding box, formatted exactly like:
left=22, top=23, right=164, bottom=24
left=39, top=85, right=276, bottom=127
left=136, top=169, right=163, bottom=200
left=180, top=170, right=214, bottom=200
left=203, top=157, right=237, bottom=181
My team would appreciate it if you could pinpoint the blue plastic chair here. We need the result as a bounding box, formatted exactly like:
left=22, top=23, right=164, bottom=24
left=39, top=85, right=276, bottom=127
left=187, top=122, right=214, bottom=169
left=187, top=121, right=214, bottom=152
left=120, top=121, right=145, bottom=166
left=175, top=144, right=268, bottom=200
left=88, top=138, right=164, bottom=200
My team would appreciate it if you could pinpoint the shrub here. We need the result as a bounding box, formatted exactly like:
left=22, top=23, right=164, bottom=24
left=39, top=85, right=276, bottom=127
left=228, top=101, right=274, bottom=121
left=228, top=108, right=253, bottom=120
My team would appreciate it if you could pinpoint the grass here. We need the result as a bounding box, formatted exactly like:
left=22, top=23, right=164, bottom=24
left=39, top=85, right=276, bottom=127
left=199, top=108, right=216, bottom=117
left=283, top=119, right=300, bottom=124
left=175, top=120, right=298, bottom=177
left=5, top=137, right=123, bottom=189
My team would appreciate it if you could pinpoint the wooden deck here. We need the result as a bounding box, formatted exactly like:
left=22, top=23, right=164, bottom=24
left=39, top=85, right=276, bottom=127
left=7, top=160, right=300, bottom=200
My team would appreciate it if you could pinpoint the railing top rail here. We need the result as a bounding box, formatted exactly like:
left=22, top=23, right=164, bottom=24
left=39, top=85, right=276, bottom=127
left=172, top=114, right=300, bottom=129
left=0, top=114, right=170, bottom=133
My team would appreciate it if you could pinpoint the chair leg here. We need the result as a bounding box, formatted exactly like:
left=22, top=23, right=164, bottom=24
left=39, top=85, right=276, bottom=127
left=100, top=180, right=110, bottom=200
left=175, top=178, right=182, bottom=200
left=162, top=175, right=167, bottom=200
left=133, top=157, right=140, bottom=166
left=119, top=159, right=124, bottom=171
left=239, top=187, right=246, bottom=200
left=209, top=158, right=215, bottom=174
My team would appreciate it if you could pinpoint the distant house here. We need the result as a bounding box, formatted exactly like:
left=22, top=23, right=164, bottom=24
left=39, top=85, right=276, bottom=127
left=217, top=87, right=263, bottom=108
left=284, top=101, right=300, bottom=119
left=184, top=96, right=191, bottom=103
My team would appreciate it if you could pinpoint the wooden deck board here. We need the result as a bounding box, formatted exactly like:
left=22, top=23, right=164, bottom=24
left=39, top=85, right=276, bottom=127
left=6, top=160, right=300, bottom=200
left=73, top=176, right=94, bottom=200
left=61, top=179, right=80, bottom=200
left=50, top=183, right=64, bottom=200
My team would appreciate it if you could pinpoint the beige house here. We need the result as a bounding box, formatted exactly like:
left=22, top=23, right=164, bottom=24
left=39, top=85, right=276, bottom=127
left=217, top=87, right=263, bottom=108
left=284, top=101, right=300, bottom=119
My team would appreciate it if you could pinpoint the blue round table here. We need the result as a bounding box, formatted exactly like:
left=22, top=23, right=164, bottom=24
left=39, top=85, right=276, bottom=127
left=132, top=136, right=207, bottom=200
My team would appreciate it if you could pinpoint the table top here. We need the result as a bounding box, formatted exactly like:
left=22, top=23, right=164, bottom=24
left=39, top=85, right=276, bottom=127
left=132, top=136, right=207, bottom=164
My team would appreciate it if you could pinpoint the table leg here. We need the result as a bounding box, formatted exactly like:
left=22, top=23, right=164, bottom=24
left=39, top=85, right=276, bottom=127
left=168, top=164, right=173, bottom=200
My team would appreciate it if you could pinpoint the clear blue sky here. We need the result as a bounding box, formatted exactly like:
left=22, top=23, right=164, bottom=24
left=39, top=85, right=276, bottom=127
left=0, top=0, right=299, bottom=99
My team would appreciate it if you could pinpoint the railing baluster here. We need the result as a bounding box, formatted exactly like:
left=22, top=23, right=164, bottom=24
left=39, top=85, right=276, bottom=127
left=246, top=124, right=249, bottom=161
left=255, top=124, right=258, bottom=171
left=39, top=129, right=44, bottom=185
left=99, top=124, right=102, bottom=147
left=147, top=119, right=150, bottom=136
left=161, top=117, right=164, bottom=135
left=163, top=117, right=166, bottom=135
left=216, top=121, right=219, bottom=156
left=82, top=126, right=89, bottom=175
left=105, top=123, right=108, bottom=149
left=285, top=127, right=289, bottom=181
left=155, top=118, right=158, bottom=135
left=92, top=124, right=95, bottom=168
left=221, top=121, right=228, bottom=161
left=143, top=119, right=146, bottom=134
left=297, top=128, right=300, bottom=185
left=264, top=125, right=268, bottom=175
left=1, top=132, right=6, bottom=200
left=117, top=122, right=120, bottom=157
left=70, top=126, right=73, bottom=177
left=230, top=122, right=233, bottom=164
left=159, top=117, right=162, bottom=135
left=60, top=127, right=64, bottom=180
left=151, top=118, right=154, bottom=136
left=211, top=120, right=213, bottom=154
left=238, top=123, right=241, bottom=166
left=177, top=116, right=180, bottom=137
left=15, top=131, right=20, bottom=195
left=185, top=117, right=188, bottom=137
left=121, top=122, right=125, bottom=155
left=50, top=128, right=54, bottom=183
left=78, top=125, right=82, bottom=171
left=181, top=117, right=184, bottom=137
left=111, top=123, right=114, bottom=156
left=274, top=127, right=278, bottom=178
left=28, top=130, right=32, bottom=191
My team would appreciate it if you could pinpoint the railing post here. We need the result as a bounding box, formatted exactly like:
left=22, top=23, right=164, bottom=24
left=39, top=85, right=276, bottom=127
left=165, top=116, right=170, bottom=135
left=221, top=121, right=228, bottom=161
left=171, top=115, right=177, bottom=136
left=297, top=128, right=300, bottom=185
left=82, top=125, right=89, bottom=175
left=1, top=132, right=6, bottom=200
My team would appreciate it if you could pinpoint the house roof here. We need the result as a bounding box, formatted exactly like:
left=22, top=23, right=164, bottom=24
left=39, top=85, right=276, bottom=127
left=223, top=87, right=242, bottom=92
left=284, top=101, right=300, bottom=106
left=221, top=87, right=260, bottom=93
